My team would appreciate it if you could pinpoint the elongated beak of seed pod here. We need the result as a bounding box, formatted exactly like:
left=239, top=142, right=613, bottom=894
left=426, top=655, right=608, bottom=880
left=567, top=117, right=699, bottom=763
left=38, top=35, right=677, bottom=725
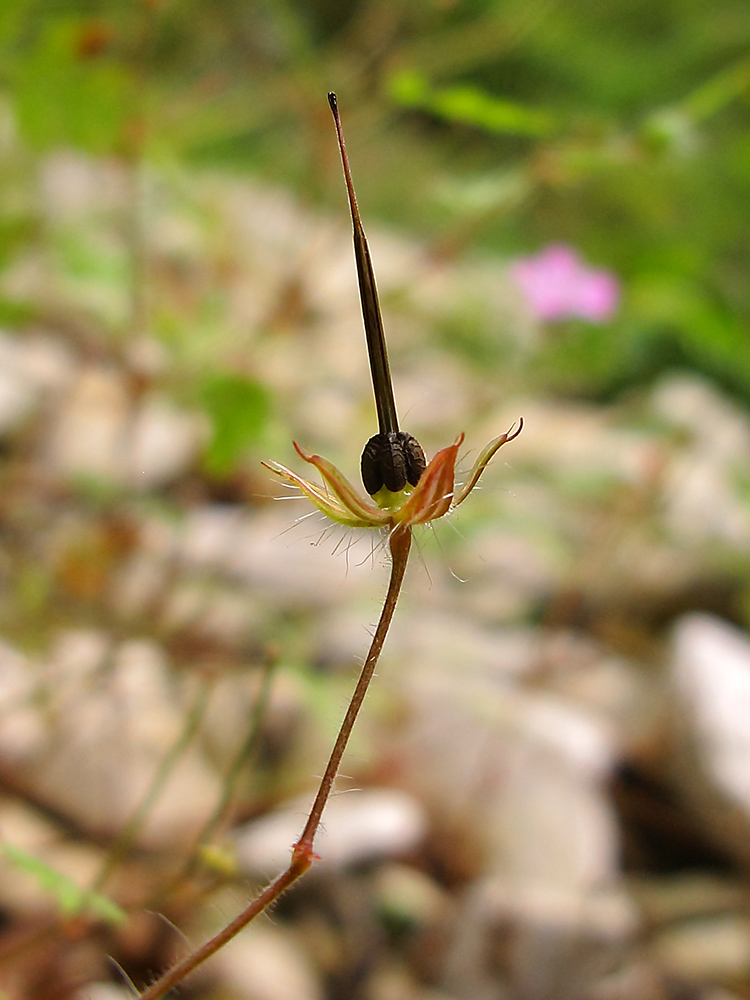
left=328, top=92, right=427, bottom=499
left=263, top=94, right=522, bottom=532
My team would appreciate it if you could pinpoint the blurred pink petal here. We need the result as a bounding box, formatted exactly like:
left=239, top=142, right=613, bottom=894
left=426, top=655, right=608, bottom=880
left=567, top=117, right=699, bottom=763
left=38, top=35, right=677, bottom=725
left=510, top=244, right=620, bottom=323
left=574, top=270, right=620, bottom=322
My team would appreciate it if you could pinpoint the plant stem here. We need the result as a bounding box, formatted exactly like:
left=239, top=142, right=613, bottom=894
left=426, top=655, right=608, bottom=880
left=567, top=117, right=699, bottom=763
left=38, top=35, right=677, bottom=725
left=137, top=525, right=412, bottom=1000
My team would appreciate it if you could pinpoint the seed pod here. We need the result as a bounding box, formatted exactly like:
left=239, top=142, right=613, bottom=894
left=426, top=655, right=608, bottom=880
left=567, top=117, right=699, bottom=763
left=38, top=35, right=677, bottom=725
left=361, top=431, right=427, bottom=495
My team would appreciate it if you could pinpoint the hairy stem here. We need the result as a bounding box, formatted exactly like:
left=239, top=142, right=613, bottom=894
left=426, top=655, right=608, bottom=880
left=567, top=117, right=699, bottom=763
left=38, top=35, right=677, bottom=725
left=137, top=525, right=412, bottom=1000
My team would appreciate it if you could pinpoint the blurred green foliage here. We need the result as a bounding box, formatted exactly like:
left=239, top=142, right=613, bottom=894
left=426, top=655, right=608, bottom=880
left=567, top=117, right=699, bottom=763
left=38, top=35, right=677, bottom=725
left=1, top=842, right=126, bottom=924
left=1, top=0, right=750, bottom=445
left=10, top=17, right=133, bottom=154
left=388, top=70, right=559, bottom=137
left=199, top=372, right=272, bottom=476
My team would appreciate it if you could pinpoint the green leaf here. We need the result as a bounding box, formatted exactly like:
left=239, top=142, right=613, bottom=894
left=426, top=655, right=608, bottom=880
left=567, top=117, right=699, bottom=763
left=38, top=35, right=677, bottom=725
left=10, top=18, right=133, bottom=155
left=388, top=70, right=558, bottom=138
left=682, top=55, right=750, bottom=123
left=1, top=842, right=126, bottom=924
left=200, top=373, right=271, bottom=476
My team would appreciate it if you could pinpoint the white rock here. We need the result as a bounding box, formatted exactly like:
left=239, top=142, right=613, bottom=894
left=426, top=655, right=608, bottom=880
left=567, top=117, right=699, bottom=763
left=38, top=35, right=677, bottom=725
left=113, top=548, right=170, bottom=618
left=50, top=369, right=204, bottom=489
left=18, top=331, right=76, bottom=393
left=127, top=394, right=206, bottom=490
left=654, top=914, right=750, bottom=982
left=0, top=639, right=44, bottom=760
left=76, top=985, right=136, bottom=1000
left=1, top=631, right=220, bottom=847
left=220, top=509, right=380, bottom=605
left=673, top=613, right=750, bottom=806
left=178, top=505, right=247, bottom=571
left=43, top=628, right=112, bottom=694
left=444, top=879, right=637, bottom=1000
left=236, top=788, right=427, bottom=876
left=653, top=375, right=750, bottom=546
left=213, top=921, right=322, bottom=1000
left=495, top=399, right=651, bottom=484
left=652, top=374, right=750, bottom=461
left=41, top=151, right=127, bottom=219
left=49, top=367, right=131, bottom=482
left=0, top=332, right=40, bottom=433
left=671, top=613, right=750, bottom=859
left=389, top=647, right=620, bottom=891
left=662, top=451, right=750, bottom=546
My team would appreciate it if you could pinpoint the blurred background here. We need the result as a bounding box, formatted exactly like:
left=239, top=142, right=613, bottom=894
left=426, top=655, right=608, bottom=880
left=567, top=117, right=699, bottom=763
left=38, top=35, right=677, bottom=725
left=2, top=2, right=750, bottom=998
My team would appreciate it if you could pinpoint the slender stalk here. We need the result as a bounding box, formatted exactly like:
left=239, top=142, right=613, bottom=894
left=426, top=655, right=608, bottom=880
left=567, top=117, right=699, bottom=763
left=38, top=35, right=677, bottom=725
left=137, top=526, right=412, bottom=1000
left=294, top=525, right=411, bottom=856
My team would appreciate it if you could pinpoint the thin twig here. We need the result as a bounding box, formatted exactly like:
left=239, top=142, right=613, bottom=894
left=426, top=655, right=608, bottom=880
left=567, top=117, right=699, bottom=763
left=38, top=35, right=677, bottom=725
left=92, top=677, right=212, bottom=894
left=175, top=651, right=278, bottom=887
left=136, top=525, right=412, bottom=1000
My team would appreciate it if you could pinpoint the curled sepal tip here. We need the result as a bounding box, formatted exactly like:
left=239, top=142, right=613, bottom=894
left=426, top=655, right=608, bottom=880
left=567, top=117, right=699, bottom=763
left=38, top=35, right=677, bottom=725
left=453, top=417, right=523, bottom=508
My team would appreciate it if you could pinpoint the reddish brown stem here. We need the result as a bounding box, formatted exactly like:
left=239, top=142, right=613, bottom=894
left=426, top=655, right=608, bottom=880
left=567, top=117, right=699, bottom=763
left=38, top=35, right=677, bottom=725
left=294, top=525, right=411, bottom=856
left=137, top=525, right=412, bottom=1000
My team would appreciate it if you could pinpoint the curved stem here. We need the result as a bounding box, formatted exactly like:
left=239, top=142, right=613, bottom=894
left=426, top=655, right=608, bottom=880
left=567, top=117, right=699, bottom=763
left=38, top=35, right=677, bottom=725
left=137, top=525, right=412, bottom=1000
left=293, top=525, right=411, bottom=855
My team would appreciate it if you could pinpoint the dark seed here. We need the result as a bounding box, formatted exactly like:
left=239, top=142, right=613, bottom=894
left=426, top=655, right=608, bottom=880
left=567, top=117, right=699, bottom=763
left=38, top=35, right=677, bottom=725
left=361, top=431, right=426, bottom=496
left=402, top=433, right=427, bottom=487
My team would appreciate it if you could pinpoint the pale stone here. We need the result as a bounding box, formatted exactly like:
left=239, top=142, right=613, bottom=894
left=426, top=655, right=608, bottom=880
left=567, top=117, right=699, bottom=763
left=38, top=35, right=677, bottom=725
left=0, top=639, right=44, bottom=761
left=652, top=375, right=750, bottom=547
left=18, top=331, right=76, bottom=393
left=2, top=632, right=220, bottom=847
left=76, top=985, right=136, bottom=1000
left=374, top=862, right=452, bottom=927
left=389, top=649, right=620, bottom=890
left=236, top=788, right=427, bottom=876
left=127, top=394, right=206, bottom=490
left=179, top=505, right=247, bottom=571
left=50, top=367, right=131, bottom=482
left=444, top=879, right=637, bottom=1000
left=0, top=332, right=40, bottom=433
left=670, top=613, right=750, bottom=862
left=41, top=151, right=127, bottom=218
left=490, top=398, right=651, bottom=484
left=213, top=921, right=322, bottom=1000
left=654, top=915, right=750, bottom=982
left=49, top=371, right=204, bottom=489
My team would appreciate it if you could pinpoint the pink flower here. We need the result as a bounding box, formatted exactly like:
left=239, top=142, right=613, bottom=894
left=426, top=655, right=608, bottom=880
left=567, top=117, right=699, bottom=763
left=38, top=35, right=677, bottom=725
left=510, top=244, right=620, bottom=323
